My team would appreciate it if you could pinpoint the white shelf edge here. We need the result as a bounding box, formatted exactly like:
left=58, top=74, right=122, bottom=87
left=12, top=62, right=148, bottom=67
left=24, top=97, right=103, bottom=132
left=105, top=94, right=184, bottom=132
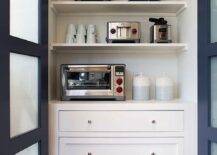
left=50, top=99, right=186, bottom=104
left=51, top=43, right=188, bottom=54
left=52, top=43, right=187, bottom=46
left=49, top=99, right=190, bottom=110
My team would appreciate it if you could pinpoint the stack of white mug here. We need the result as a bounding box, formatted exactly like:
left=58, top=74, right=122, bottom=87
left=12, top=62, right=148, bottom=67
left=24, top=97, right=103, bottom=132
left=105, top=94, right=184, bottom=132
left=66, top=24, right=97, bottom=44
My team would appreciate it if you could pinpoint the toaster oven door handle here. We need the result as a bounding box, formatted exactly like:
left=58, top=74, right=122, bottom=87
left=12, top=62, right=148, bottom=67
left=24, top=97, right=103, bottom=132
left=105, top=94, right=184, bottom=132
left=117, top=26, right=131, bottom=28
left=67, top=65, right=110, bottom=68
left=68, top=65, right=111, bottom=72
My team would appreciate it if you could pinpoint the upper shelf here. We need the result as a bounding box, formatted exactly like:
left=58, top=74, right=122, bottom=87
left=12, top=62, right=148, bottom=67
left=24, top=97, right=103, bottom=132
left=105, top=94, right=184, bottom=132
left=51, top=43, right=188, bottom=54
left=51, top=1, right=187, bottom=15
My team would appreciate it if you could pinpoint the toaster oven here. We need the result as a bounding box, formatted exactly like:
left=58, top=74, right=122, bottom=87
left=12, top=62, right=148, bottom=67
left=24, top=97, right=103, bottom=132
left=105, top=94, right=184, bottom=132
left=61, top=64, right=126, bottom=101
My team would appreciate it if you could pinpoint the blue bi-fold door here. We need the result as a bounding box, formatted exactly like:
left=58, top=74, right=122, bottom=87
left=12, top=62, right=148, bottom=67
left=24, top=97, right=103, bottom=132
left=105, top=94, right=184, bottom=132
left=0, top=0, right=48, bottom=154
left=198, top=0, right=217, bottom=154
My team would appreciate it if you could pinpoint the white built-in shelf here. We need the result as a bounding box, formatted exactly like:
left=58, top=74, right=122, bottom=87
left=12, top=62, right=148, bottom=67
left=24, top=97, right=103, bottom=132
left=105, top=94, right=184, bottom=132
left=51, top=43, right=187, bottom=54
left=51, top=1, right=187, bottom=15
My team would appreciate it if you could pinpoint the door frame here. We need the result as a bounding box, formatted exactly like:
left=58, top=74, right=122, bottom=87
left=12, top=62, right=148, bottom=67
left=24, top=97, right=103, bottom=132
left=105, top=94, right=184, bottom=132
left=0, top=0, right=48, bottom=154
left=198, top=0, right=217, bottom=154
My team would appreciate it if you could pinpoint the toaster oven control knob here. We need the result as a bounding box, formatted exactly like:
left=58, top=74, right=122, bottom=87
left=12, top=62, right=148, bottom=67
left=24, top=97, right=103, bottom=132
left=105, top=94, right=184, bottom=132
left=116, top=78, right=123, bottom=85
left=116, top=87, right=123, bottom=93
left=132, top=28, right=138, bottom=34
left=110, top=28, right=116, bottom=34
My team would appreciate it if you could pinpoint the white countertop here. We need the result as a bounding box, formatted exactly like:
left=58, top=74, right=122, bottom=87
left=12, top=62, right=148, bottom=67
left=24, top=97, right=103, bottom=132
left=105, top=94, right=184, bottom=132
left=49, top=100, right=190, bottom=110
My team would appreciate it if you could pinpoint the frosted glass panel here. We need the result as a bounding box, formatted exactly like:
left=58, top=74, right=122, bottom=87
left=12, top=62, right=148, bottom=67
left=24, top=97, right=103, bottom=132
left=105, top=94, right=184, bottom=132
left=211, top=142, right=217, bottom=155
left=16, top=143, right=38, bottom=155
left=211, top=57, right=217, bottom=128
left=10, top=53, right=39, bottom=137
left=211, top=0, right=217, bottom=43
left=10, top=0, right=39, bottom=43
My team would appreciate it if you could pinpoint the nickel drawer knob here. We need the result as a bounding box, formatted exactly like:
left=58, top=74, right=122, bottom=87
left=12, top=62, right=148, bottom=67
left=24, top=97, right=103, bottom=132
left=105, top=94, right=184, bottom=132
left=88, top=152, right=92, bottom=155
left=88, top=120, right=92, bottom=124
left=151, top=120, right=156, bottom=124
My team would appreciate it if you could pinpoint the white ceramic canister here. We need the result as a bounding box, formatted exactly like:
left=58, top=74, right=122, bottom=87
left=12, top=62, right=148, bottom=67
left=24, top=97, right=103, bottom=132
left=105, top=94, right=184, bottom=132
left=133, top=73, right=151, bottom=101
left=155, top=75, right=174, bottom=101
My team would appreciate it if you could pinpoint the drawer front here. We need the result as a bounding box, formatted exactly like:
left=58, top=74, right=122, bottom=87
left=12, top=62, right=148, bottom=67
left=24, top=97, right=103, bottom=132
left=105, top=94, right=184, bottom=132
left=59, top=110, right=184, bottom=132
left=59, top=138, right=183, bottom=155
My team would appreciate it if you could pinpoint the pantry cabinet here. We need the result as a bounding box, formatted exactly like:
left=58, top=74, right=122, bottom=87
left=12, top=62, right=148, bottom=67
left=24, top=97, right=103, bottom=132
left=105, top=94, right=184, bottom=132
left=48, top=0, right=197, bottom=155
left=1, top=0, right=216, bottom=154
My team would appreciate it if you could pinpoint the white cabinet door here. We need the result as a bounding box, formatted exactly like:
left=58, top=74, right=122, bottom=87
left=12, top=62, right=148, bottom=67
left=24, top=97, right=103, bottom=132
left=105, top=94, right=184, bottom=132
left=59, top=110, right=184, bottom=132
left=59, top=138, right=183, bottom=155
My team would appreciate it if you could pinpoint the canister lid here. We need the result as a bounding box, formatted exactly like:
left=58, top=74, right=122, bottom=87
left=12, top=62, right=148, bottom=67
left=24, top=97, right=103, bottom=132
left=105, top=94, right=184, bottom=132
left=156, top=74, right=173, bottom=86
left=133, top=73, right=151, bottom=86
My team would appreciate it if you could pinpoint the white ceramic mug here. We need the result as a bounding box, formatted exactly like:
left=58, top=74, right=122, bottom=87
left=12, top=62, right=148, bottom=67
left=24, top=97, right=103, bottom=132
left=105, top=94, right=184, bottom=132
left=86, top=25, right=97, bottom=44
left=65, top=34, right=73, bottom=44
left=66, top=24, right=77, bottom=43
left=77, top=24, right=86, bottom=34
left=67, top=24, right=76, bottom=35
left=76, top=24, right=86, bottom=44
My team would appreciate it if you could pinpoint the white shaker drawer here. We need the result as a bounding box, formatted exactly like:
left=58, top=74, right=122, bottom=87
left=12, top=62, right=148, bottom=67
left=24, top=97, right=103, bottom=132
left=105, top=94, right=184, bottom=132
left=59, top=110, right=184, bottom=132
left=59, top=138, right=183, bottom=155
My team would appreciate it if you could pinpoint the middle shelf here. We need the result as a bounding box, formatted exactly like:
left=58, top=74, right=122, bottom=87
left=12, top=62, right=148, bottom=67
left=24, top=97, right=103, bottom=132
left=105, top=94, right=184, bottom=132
left=51, top=43, right=187, bottom=54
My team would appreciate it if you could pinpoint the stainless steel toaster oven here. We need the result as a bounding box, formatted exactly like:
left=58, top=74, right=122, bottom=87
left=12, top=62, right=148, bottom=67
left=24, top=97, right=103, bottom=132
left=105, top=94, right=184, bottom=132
left=61, top=64, right=125, bottom=101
